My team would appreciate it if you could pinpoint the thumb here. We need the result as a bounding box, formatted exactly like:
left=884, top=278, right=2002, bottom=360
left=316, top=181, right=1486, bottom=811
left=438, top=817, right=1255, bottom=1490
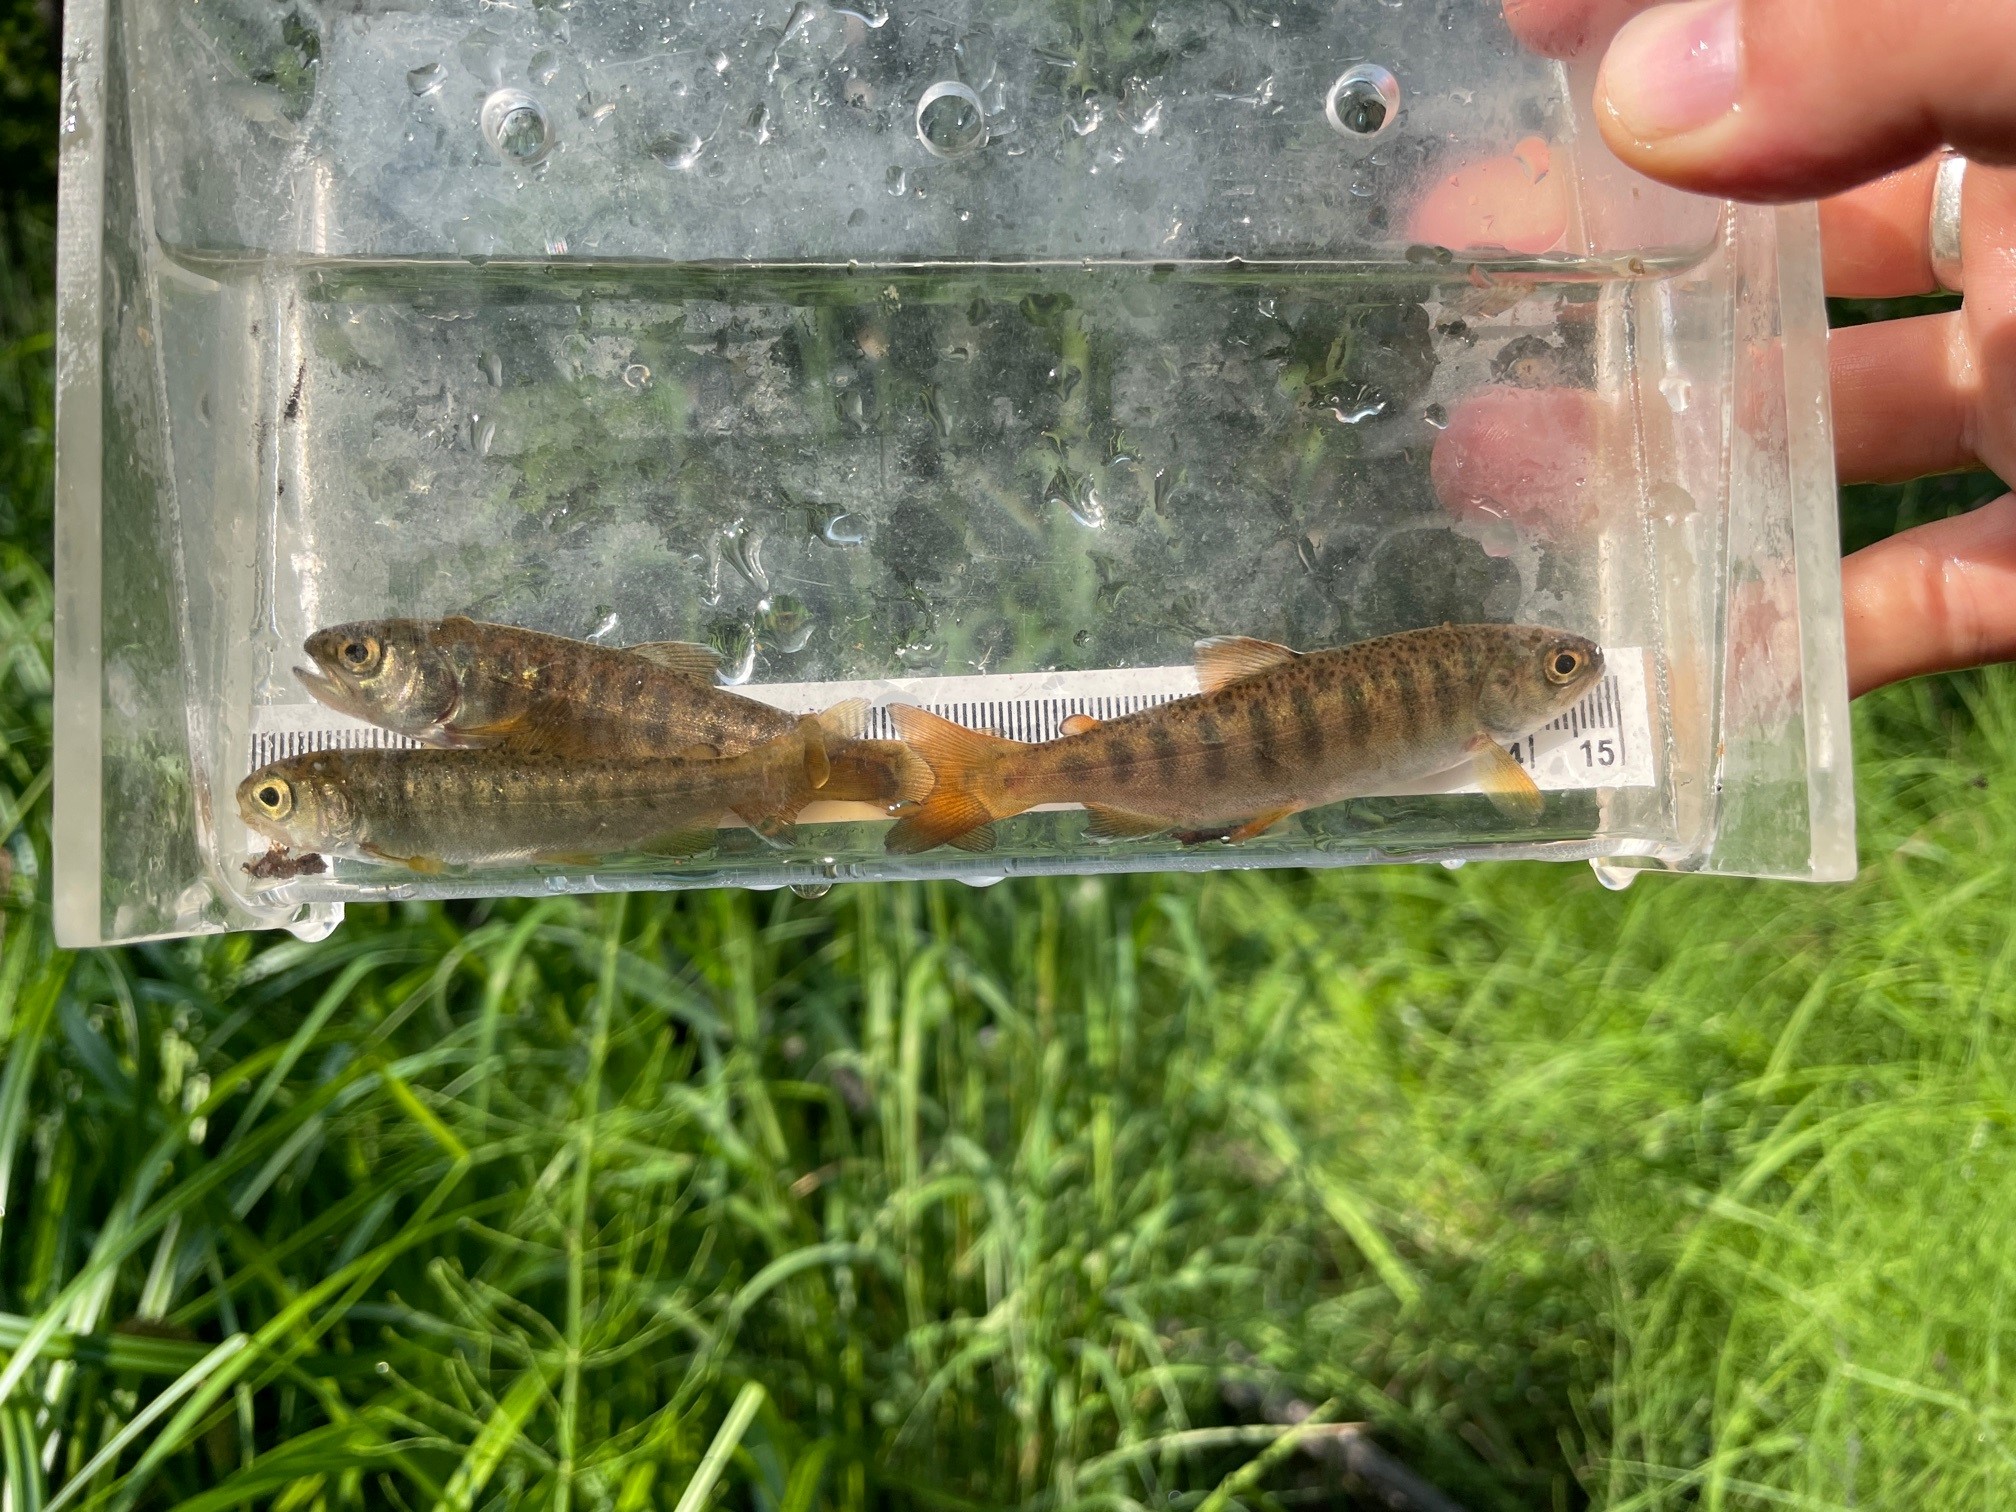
left=1593, top=0, right=2016, bottom=201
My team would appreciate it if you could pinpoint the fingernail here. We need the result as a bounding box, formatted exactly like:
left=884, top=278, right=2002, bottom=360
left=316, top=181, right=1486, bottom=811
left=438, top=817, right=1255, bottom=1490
left=1601, top=0, right=1742, bottom=143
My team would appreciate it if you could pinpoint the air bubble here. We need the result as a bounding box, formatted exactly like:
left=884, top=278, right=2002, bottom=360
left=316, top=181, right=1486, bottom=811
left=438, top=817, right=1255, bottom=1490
left=1067, top=99, right=1103, bottom=137
left=817, top=509, right=866, bottom=547
left=530, top=49, right=559, bottom=86
left=1324, top=64, right=1400, bottom=140
left=707, top=620, right=759, bottom=685
left=622, top=363, right=652, bottom=390
left=406, top=61, right=446, bottom=96
left=1423, top=402, right=1448, bottom=429
left=760, top=594, right=816, bottom=653
left=651, top=132, right=705, bottom=172
left=481, top=89, right=553, bottom=165
left=916, top=80, right=987, bottom=159
left=885, top=165, right=908, bottom=195
left=747, top=101, right=775, bottom=145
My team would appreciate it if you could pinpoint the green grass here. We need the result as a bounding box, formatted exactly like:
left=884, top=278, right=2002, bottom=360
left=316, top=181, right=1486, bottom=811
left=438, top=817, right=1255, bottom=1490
left=8, top=6, right=2016, bottom=1504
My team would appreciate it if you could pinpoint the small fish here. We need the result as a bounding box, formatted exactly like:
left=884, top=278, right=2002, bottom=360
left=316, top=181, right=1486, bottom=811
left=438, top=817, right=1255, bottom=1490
left=295, top=616, right=921, bottom=807
left=885, top=624, right=1603, bottom=853
left=239, top=704, right=865, bottom=870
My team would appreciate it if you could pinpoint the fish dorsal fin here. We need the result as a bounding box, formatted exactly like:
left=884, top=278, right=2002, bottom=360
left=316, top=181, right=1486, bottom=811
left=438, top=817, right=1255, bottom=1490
left=1194, top=636, right=1299, bottom=693
left=625, top=640, right=721, bottom=682
left=1059, top=713, right=1102, bottom=737
left=816, top=698, right=871, bottom=743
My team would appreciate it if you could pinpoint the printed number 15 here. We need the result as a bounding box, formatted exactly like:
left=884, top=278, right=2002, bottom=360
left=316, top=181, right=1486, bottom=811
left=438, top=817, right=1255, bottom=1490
left=1580, top=738, right=1616, bottom=767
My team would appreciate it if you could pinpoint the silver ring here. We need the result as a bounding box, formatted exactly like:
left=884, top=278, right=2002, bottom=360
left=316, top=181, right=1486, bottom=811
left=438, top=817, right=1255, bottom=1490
left=1930, top=151, right=1966, bottom=294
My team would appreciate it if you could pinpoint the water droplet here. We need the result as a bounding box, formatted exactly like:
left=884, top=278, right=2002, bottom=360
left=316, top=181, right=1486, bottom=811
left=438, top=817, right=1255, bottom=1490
left=1066, top=99, right=1103, bottom=137
left=481, top=351, right=504, bottom=386
left=707, top=620, right=758, bottom=684
left=834, top=2, right=890, bottom=26
left=885, top=165, right=908, bottom=196
left=954, top=31, right=998, bottom=88
left=469, top=415, right=496, bottom=455
left=896, top=638, right=942, bottom=670
left=1128, top=98, right=1163, bottom=135
left=1659, top=375, right=1693, bottom=413
left=457, top=25, right=508, bottom=85
left=1257, top=296, right=1277, bottom=318
left=710, top=49, right=731, bottom=75
left=791, top=881, right=833, bottom=899
left=747, top=101, right=775, bottom=145
left=529, top=49, right=559, bottom=86
left=480, top=89, right=553, bottom=165
left=916, top=80, right=987, bottom=159
left=1439, top=857, right=1466, bottom=870
left=622, top=363, right=651, bottom=390
left=760, top=593, right=816, bottom=653
left=651, top=131, right=706, bottom=171
left=919, top=383, right=950, bottom=438
left=782, top=2, right=816, bottom=43
left=1591, top=860, right=1638, bottom=891
left=817, top=509, right=865, bottom=547
left=588, top=608, right=621, bottom=641
left=406, top=61, right=446, bottom=97
left=1325, top=64, right=1400, bottom=139
left=724, top=520, right=768, bottom=592
left=1423, top=402, right=1448, bottom=429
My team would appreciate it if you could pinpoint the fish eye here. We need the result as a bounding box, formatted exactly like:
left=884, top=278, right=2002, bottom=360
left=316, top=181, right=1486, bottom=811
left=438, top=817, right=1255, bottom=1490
left=1547, top=649, right=1583, bottom=683
left=339, top=637, right=381, bottom=671
left=255, top=780, right=293, bottom=817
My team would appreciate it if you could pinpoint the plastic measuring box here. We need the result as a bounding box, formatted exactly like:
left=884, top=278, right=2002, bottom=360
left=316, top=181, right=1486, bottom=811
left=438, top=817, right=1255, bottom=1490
left=52, top=0, right=1855, bottom=946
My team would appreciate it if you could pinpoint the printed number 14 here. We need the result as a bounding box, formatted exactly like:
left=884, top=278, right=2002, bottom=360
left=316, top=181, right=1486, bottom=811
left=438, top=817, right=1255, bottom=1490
left=1506, top=736, right=1537, bottom=767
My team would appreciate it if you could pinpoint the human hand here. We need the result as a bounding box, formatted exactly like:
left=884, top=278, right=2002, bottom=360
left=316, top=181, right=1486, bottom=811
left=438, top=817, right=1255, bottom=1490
left=1440, top=0, right=2016, bottom=696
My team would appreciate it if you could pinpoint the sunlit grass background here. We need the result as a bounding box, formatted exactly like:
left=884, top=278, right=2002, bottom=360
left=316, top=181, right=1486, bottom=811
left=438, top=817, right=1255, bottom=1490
left=5, top=2, right=2016, bottom=1505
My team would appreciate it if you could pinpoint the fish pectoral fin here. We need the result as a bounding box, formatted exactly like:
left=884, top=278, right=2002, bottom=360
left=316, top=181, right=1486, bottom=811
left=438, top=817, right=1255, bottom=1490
left=1469, top=737, right=1545, bottom=821
left=359, top=842, right=446, bottom=873
left=1083, top=804, right=1169, bottom=841
left=624, top=639, right=721, bottom=682
left=1059, top=713, right=1103, bottom=737
left=1222, top=805, right=1303, bottom=844
left=634, top=828, right=720, bottom=859
left=1194, top=635, right=1299, bottom=693
left=731, top=801, right=804, bottom=847
left=532, top=850, right=604, bottom=867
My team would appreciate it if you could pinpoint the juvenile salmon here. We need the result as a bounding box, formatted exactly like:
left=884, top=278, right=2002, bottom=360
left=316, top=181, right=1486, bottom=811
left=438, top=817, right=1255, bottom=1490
left=239, top=704, right=863, bottom=870
left=295, top=616, right=921, bottom=807
left=885, top=624, right=1603, bottom=853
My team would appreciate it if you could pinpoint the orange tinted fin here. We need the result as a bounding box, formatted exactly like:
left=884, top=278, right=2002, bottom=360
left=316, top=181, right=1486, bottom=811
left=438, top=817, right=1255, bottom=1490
left=1060, top=714, right=1102, bottom=737
left=947, top=822, right=999, bottom=854
left=360, top=843, right=446, bottom=873
left=1083, top=805, right=1169, bottom=841
left=624, top=640, right=721, bottom=682
left=532, top=850, right=604, bottom=866
left=883, top=705, right=1024, bottom=853
left=1194, top=636, right=1299, bottom=693
left=1223, top=805, right=1302, bottom=843
left=1469, top=737, right=1544, bottom=821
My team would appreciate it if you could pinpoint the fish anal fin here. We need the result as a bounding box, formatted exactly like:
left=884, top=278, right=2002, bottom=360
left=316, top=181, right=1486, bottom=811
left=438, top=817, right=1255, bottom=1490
left=625, top=639, right=721, bottom=682
left=1469, top=736, right=1544, bottom=821
left=532, top=850, right=604, bottom=867
left=883, top=705, right=1025, bottom=854
left=1083, top=804, right=1169, bottom=842
left=1224, top=805, right=1303, bottom=843
left=948, top=822, right=998, bottom=854
left=1060, top=713, right=1102, bottom=737
left=1194, top=635, right=1299, bottom=693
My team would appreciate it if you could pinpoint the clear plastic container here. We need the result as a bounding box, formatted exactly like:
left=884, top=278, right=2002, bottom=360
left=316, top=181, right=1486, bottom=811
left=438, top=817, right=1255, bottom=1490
left=52, top=0, right=1854, bottom=947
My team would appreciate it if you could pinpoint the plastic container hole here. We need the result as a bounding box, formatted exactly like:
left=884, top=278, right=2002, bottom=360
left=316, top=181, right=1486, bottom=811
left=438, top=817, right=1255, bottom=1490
left=481, top=88, right=553, bottom=165
left=915, top=80, right=987, bottom=159
left=1325, top=64, right=1400, bottom=139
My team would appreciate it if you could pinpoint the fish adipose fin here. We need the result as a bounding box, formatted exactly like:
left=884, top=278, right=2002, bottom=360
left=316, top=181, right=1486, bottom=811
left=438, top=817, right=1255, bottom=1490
left=625, top=640, right=722, bottom=682
left=1469, top=737, right=1544, bottom=820
left=1083, top=805, right=1169, bottom=841
left=1059, top=714, right=1102, bottom=736
left=1194, top=636, right=1299, bottom=693
left=884, top=705, right=1024, bottom=853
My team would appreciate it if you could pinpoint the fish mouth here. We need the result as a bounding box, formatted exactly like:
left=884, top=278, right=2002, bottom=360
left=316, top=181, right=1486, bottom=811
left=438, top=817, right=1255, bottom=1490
left=294, top=663, right=368, bottom=720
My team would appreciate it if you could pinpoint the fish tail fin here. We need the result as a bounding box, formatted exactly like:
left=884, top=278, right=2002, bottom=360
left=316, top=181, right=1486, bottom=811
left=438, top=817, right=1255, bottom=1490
left=821, top=739, right=935, bottom=808
left=884, top=705, right=1025, bottom=854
